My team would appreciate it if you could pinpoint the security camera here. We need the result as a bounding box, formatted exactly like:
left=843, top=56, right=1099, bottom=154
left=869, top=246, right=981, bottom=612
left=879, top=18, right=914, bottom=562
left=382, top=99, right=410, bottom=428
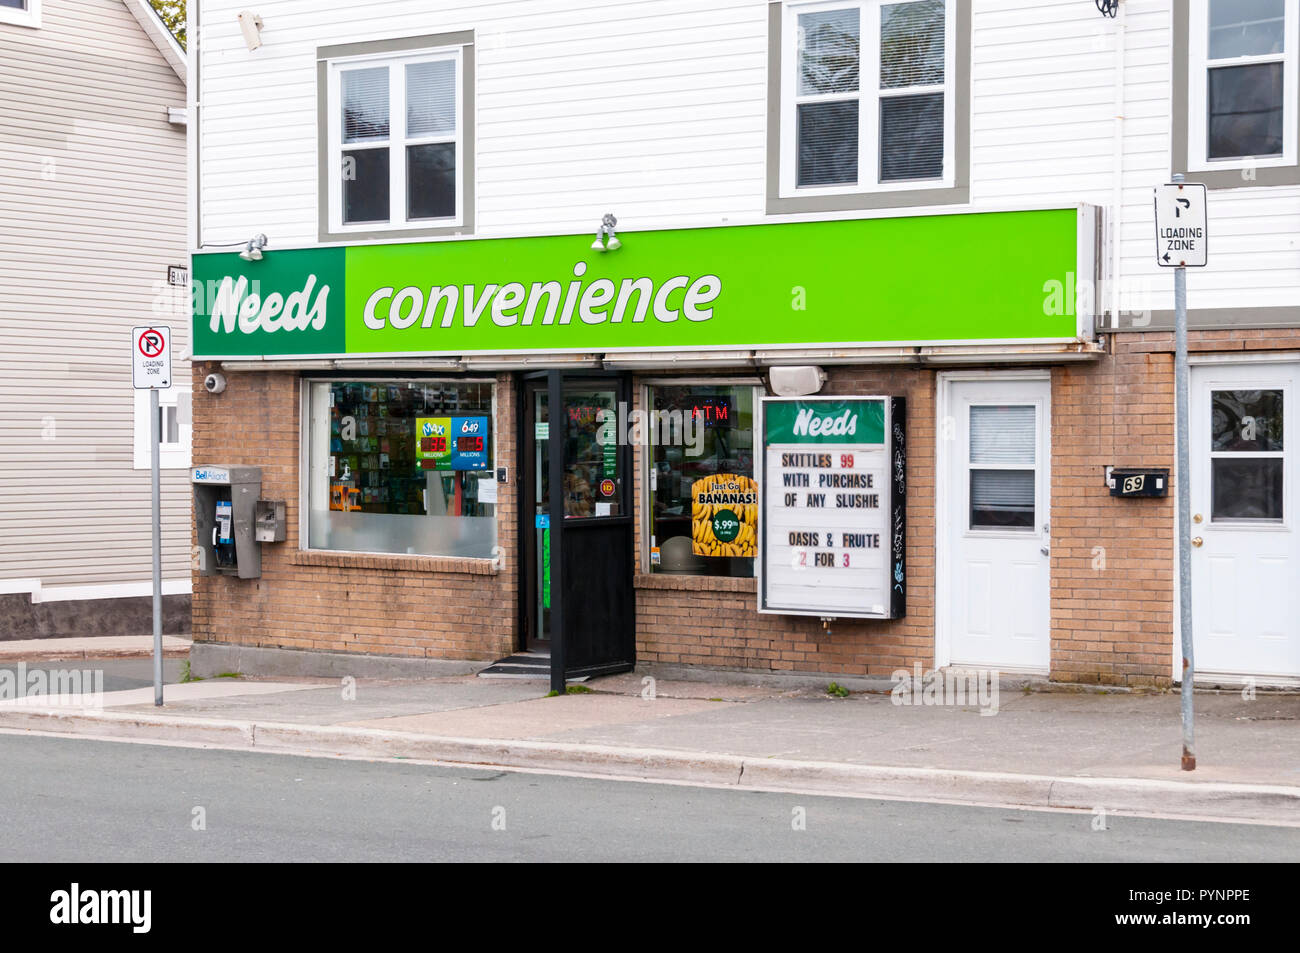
left=238, top=11, right=264, bottom=52
left=204, top=373, right=228, bottom=395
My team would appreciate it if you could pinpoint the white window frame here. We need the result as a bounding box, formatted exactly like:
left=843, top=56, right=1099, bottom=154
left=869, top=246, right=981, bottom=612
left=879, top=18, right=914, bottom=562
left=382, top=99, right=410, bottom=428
left=1204, top=381, right=1289, bottom=527
left=964, top=401, right=1042, bottom=537
left=0, top=0, right=40, bottom=28
left=779, top=0, right=955, bottom=199
left=1187, top=0, right=1298, bottom=173
left=133, top=386, right=192, bottom=471
left=326, top=46, right=465, bottom=235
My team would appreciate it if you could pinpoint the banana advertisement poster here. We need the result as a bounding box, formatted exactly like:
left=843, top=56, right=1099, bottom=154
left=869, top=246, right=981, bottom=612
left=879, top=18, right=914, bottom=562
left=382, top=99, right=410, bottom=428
left=692, top=474, right=758, bottom=558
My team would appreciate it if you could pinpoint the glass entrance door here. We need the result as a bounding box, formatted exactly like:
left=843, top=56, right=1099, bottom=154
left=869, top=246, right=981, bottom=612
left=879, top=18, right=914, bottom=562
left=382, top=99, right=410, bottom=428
left=525, top=382, right=626, bottom=650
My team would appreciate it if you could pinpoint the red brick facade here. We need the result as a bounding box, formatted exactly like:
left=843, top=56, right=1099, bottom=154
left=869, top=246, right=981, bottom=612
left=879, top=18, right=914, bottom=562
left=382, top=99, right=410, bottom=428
left=191, top=330, right=1300, bottom=685
left=190, top=365, right=518, bottom=662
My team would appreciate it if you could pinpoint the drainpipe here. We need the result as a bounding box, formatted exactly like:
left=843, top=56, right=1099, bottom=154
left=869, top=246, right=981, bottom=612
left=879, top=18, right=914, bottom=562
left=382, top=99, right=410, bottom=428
left=1108, top=0, right=1126, bottom=329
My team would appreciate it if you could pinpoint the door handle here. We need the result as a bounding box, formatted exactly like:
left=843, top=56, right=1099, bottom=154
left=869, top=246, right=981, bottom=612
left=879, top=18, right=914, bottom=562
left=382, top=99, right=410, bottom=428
left=1192, top=537, right=1203, bottom=548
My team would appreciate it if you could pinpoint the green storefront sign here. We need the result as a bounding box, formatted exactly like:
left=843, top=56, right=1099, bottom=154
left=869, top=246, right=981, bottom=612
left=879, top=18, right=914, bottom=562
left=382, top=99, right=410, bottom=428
left=191, top=208, right=1085, bottom=359
left=764, top=399, right=886, bottom=446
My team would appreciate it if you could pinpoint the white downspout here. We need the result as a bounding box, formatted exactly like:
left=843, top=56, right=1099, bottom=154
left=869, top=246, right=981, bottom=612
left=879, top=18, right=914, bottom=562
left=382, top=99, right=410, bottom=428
left=1109, top=0, right=1127, bottom=328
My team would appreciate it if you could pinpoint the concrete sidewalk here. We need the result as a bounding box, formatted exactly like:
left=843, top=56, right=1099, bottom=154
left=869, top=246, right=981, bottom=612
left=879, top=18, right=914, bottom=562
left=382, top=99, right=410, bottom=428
left=0, top=663, right=1296, bottom=825
left=0, top=635, right=191, bottom=661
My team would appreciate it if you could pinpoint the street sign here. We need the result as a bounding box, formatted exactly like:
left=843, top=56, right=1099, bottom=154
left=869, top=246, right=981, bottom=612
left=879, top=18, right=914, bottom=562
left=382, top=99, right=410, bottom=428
left=1154, top=182, right=1207, bottom=267
left=167, top=265, right=189, bottom=286
left=132, top=326, right=175, bottom=708
left=132, top=326, right=172, bottom=390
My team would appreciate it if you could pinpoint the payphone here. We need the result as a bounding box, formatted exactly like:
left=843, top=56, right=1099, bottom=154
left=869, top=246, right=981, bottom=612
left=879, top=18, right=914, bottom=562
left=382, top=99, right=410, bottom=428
left=192, top=465, right=282, bottom=578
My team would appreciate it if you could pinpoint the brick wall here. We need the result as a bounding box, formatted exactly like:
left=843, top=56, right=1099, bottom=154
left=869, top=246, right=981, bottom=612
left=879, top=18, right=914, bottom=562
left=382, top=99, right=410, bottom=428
left=1046, top=328, right=1300, bottom=688
left=1050, top=343, right=1175, bottom=687
left=635, top=333, right=1299, bottom=686
left=190, top=364, right=518, bottom=662
left=193, top=330, right=1300, bottom=684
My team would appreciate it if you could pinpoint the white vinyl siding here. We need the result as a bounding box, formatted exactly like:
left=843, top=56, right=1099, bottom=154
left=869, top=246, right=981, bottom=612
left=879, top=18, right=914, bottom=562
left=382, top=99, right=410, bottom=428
left=0, top=0, right=190, bottom=590
left=196, top=0, right=1300, bottom=319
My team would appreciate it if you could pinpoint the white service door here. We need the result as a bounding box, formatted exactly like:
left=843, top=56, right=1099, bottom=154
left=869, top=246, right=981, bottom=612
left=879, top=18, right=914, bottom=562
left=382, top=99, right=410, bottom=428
left=1190, top=363, right=1300, bottom=679
left=946, top=379, right=1052, bottom=671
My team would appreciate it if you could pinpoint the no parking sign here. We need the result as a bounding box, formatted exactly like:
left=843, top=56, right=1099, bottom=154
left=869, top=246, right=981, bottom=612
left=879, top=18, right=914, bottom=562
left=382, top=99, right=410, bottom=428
left=132, top=326, right=172, bottom=390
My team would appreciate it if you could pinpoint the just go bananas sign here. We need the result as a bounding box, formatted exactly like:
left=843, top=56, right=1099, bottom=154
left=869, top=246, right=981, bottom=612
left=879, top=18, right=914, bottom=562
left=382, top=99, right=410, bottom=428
left=692, top=474, right=758, bottom=559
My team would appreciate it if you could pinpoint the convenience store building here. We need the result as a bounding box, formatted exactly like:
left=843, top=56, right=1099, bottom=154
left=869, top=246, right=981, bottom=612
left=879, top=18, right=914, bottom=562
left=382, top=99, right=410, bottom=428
left=191, top=204, right=1121, bottom=683
left=188, top=0, right=1300, bottom=689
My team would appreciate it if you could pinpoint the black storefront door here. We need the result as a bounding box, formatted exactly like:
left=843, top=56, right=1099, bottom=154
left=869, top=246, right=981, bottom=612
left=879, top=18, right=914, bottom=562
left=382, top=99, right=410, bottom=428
left=521, top=371, right=635, bottom=689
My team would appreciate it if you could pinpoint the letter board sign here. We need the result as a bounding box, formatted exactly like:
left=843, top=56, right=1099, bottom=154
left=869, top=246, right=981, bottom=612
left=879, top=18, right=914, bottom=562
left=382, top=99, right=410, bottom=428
left=759, top=397, right=906, bottom=619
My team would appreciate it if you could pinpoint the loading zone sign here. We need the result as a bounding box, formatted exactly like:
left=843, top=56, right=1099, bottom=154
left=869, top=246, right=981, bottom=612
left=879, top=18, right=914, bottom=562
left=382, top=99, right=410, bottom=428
left=132, top=326, right=172, bottom=389
left=1154, top=182, right=1207, bottom=267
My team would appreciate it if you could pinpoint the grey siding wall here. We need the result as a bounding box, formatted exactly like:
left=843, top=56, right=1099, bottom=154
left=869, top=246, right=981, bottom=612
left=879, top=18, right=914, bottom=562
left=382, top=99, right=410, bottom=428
left=0, top=0, right=189, bottom=600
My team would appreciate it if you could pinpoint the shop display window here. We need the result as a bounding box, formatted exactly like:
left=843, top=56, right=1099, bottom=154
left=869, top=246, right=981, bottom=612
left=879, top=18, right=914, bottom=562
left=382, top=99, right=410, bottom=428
left=306, top=380, right=496, bottom=557
left=647, top=384, right=757, bottom=577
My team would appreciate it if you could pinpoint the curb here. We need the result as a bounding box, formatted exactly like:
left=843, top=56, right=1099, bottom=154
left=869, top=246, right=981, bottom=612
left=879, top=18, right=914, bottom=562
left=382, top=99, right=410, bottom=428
left=189, top=642, right=487, bottom=680
left=1, top=707, right=1297, bottom=825
left=0, top=647, right=191, bottom=663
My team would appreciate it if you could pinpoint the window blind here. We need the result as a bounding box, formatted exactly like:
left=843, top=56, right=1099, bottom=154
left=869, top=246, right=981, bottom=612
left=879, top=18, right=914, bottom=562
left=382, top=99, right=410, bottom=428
left=798, top=8, right=860, bottom=96
left=970, top=469, right=1034, bottom=512
left=342, top=67, right=390, bottom=143
left=880, top=0, right=945, bottom=88
left=970, top=405, right=1036, bottom=465
left=406, top=60, right=457, bottom=138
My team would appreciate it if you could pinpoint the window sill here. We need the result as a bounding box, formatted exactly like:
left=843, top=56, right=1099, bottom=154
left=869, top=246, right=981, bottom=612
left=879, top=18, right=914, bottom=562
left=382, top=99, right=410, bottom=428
left=780, top=178, right=953, bottom=199
left=291, top=549, right=499, bottom=575
left=0, top=12, right=39, bottom=29
left=766, top=182, right=969, bottom=216
left=635, top=573, right=757, bottom=594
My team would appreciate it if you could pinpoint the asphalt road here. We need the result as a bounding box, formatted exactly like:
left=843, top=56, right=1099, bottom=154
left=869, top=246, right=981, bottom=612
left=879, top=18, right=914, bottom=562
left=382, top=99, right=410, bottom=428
left=0, top=659, right=184, bottom=694
left=0, top=734, right=1294, bottom=862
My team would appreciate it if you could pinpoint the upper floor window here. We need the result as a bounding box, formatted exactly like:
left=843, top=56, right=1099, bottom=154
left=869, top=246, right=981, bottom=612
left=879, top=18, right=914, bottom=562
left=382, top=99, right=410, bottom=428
left=0, top=0, right=41, bottom=28
left=1187, top=0, right=1297, bottom=173
left=318, top=32, right=475, bottom=242
left=780, top=0, right=955, bottom=196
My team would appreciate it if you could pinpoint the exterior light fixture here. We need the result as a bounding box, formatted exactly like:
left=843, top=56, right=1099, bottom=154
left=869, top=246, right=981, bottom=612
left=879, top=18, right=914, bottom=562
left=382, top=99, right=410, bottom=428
left=591, top=213, right=622, bottom=253
left=1095, top=0, right=1118, bottom=17
left=240, top=234, right=269, bottom=262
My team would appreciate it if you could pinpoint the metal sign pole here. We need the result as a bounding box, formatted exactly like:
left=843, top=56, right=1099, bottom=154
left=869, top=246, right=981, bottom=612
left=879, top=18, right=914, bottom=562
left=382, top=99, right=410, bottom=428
left=133, top=324, right=171, bottom=707
left=547, top=369, right=567, bottom=695
left=151, top=387, right=164, bottom=707
left=1172, top=171, right=1195, bottom=770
